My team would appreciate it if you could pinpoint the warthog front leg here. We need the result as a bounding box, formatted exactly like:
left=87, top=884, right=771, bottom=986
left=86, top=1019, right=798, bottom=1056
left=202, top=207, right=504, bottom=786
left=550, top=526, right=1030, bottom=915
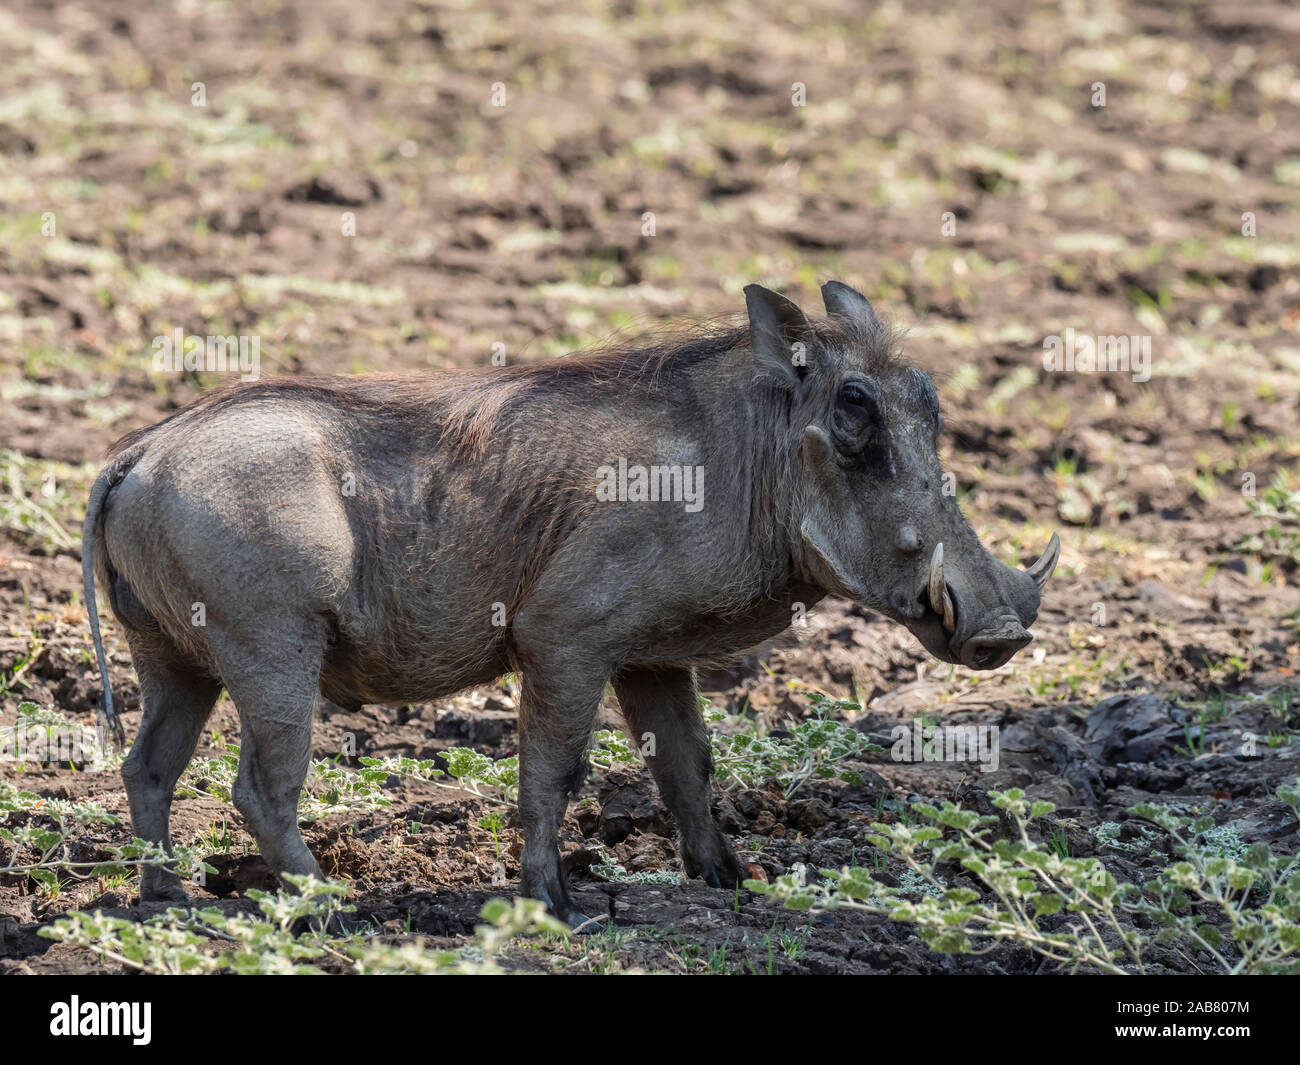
left=119, top=643, right=222, bottom=902
left=613, top=666, right=745, bottom=888
left=512, top=653, right=605, bottom=929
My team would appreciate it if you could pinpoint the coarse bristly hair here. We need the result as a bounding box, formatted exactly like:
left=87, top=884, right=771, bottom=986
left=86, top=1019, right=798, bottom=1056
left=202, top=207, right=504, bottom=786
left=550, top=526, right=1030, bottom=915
left=109, top=310, right=906, bottom=462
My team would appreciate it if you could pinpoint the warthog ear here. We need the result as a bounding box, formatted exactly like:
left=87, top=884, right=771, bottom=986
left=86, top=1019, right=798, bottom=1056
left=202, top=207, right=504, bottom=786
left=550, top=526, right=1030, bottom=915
left=821, top=280, right=882, bottom=334
left=745, top=284, right=811, bottom=384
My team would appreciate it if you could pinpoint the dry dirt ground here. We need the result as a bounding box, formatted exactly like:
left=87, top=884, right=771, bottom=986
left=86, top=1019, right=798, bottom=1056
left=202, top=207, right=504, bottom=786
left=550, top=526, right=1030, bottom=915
left=1, top=0, right=1298, bottom=974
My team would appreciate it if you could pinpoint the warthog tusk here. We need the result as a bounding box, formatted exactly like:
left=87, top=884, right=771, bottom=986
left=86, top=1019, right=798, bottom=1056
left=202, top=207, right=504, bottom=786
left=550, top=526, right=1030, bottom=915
left=1025, top=531, right=1061, bottom=591
left=928, top=542, right=955, bottom=632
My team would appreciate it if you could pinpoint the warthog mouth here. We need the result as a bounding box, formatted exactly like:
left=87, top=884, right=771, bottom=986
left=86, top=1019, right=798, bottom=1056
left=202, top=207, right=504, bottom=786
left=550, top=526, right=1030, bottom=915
left=956, top=615, right=1032, bottom=670
left=901, top=534, right=1058, bottom=671
left=907, top=591, right=1031, bottom=670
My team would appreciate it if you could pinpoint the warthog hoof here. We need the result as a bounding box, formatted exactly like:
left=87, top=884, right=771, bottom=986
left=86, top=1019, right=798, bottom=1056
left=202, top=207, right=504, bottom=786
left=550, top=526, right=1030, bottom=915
left=140, top=882, right=191, bottom=904
left=567, top=912, right=602, bottom=934
left=683, top=833, right=747, bottom=889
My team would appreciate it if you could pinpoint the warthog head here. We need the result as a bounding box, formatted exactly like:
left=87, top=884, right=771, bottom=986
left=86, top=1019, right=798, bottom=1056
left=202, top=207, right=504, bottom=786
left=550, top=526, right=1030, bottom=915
left=747, top=280, right=1058, bottom=671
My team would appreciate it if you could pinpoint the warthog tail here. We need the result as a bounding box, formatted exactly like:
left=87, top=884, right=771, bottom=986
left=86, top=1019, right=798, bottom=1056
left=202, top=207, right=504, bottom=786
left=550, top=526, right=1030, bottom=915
left=81, top=447, right=144, bottom=752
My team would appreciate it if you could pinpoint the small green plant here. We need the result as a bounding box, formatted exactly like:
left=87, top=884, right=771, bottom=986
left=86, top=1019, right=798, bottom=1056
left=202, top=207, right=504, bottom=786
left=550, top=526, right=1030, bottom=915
left=1235, top=478, right=1300, bottom=568
left=590, top=857, right=681, bottom=886
left=1090, top=820, right=1160, bottom=856
left=181, top=744, right=390, bottom=820
left=42, top=876, right=356, bottom=974
left=350, top=897, right=569, bottom=975
left=439, top=748, right=520, bottom=803
left=41, top=877, right=566, bottom=975
left=8, top=700, right=72, bottom=729
left=303, top=758, right=392, bottom=820
left=1047, top=825, right=1070, bottom=859
left=177, top=747, right=241, bottom=803
left=588, top=728, right=640, bottom=770
left=477, top=811, right=506, bottom=860
left=0, top=449, right=83, bottom=555
left=0, top=701, right=114, bottom=769
left=568, top=922, right=639, bottom=975
left=206, top=820, right=237, bottom=851
left=776, top=924, right=812, bottom=960
left=1197, top=823, right=1247, bottom=863
left=1268, top=688, right=1297, bottom=724
left=749, top=785, right=1300, bottom=975
left=0, top=779, right=213, bottom=896
left=1176, top=711, right=1208, bottom=758
left=708, top=692, right=881, bottom=799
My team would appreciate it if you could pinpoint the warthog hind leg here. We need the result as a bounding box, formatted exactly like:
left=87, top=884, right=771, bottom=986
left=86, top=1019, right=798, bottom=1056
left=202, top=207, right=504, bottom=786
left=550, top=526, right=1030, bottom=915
left=613, top=665, right=745, bottom=888
left=120, top=641, right=222, bottom=902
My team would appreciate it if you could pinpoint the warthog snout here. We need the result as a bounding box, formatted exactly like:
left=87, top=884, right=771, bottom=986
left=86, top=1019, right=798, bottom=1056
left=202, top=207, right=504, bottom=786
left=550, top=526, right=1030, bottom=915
left=959, top=619, right=1032, bottom=671
left=915, top=532, right=1060, bottom=670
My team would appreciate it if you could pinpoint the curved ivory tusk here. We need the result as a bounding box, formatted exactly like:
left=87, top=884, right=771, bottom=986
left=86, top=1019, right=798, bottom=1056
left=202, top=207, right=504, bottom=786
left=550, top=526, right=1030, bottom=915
left=927, top=542, right=944, bottom=615
left=1025, top=531, right=1061, bottom=591
left=928, top=542, right=955, bottom=632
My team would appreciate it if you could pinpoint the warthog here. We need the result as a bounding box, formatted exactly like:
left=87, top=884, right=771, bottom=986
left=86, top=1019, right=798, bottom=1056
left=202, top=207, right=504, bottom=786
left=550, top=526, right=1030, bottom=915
left=83, top=281, right=1057, bottom=925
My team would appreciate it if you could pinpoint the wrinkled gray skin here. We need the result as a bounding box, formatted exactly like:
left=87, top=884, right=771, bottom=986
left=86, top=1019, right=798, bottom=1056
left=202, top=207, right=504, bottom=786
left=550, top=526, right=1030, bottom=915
left=83, top=281, right=1057, bottom=926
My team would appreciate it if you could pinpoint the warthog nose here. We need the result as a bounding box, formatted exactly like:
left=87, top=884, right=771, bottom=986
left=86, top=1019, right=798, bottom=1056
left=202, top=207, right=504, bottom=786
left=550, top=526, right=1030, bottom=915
left=962, top=628, right=1032, bottom=670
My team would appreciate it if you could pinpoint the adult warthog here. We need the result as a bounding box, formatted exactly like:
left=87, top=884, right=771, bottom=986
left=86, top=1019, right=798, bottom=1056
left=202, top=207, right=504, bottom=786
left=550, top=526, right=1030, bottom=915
left=83, top=281, right=1058, bottom=925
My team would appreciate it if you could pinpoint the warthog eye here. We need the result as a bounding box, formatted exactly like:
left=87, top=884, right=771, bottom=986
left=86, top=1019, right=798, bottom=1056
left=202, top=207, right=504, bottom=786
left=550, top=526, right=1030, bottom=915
left=840, top=383, right=872, bottom=410
left=831, top=378, right=881, bottom=455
